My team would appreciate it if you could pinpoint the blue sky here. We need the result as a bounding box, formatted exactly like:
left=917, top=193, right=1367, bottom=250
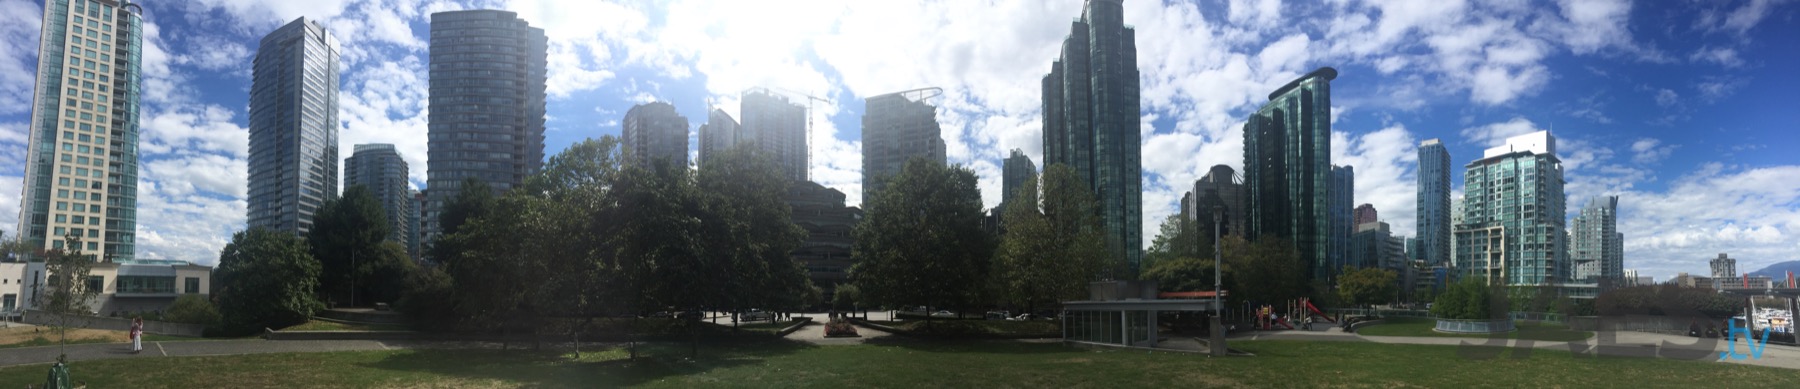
left=0, top=0, right=1795, bottom=282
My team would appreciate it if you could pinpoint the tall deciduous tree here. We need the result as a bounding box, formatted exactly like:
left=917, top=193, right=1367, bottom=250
left=41, top=233, right=99, bottom=315
left=215, top=228, right=323, bottom=335
left=995, top=165, right=1110, bottom=314
left=309, top=185, right=394, bottom=307
left=852, top=158, right=994, bottom=315
left=1336, top=266, right=1399, bottom=307
left=696, top=146, right=808, bottom=317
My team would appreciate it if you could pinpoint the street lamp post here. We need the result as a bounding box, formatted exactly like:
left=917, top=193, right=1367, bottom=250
left=1209, top=205, right=1226, bottom=357
left=1212, top=206, right=1223, bottom=312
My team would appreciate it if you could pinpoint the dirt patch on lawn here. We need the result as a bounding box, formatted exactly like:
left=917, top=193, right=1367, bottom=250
left=0, top=326, right=126, bottom=346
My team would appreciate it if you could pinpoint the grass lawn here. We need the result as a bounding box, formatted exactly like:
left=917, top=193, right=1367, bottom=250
left=0, top=339, right=1792, bottom=388
left=282, top=320, right=412, bottom=332
left=1357, top=317, right=1595, bottom=341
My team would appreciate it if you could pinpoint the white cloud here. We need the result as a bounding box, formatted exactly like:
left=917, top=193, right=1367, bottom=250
left=1622, top=165, right=1800, bottom=281
left=0, top=0, right=41, bottom=116
left=1629, top=138, right=1676, bottom=165
left=1459, top=117, right=1540, bottom=147
left=1655, top=89, right=1679, bottom=107
left=1331, top=125, right=1419, bottom=237
left=0, top=175, right=18, bottom=237
left=139, top=105, right=250, bottom=157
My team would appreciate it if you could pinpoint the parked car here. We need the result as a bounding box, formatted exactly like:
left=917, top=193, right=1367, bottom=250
left=932, top=310, right=955, bottom=318
left=676, top=310, right=704, bottom=321
left=743, top=309, right=773, bottom=321
left=1009, top=314, right=1035, bottom=321
left=985, top=311, right=1011, bottom=320
left=648, top=311, right=674, bottom=318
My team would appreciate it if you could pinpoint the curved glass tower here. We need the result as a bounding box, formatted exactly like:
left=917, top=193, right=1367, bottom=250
left=19, top=0, right=145, bottom=260
left=1243, top=67, right=1335, bottom=281
left=424, top=10, right=546, bottom=241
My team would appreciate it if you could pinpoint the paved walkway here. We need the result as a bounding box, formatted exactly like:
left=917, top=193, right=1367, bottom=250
left=1237, top=328, right=1800, bottom=370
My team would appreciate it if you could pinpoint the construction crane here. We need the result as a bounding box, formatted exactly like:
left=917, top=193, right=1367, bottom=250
left=742, top=86, right=832, bottom=181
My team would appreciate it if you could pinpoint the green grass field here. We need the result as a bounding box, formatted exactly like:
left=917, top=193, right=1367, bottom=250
left=1356, top=317, right=1595, bottom=341
left=0, top=339, right=1786, bottom=388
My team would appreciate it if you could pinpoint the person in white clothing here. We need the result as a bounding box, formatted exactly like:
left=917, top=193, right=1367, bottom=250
left=130, top=317, right=143, bottom=353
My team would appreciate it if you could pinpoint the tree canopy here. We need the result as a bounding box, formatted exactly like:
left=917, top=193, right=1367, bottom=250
left=851, top=158, right=994, bottom=312
left=1336, top=266, right=1399, bottom=307
left=309, top=185, right=403, bottom=307
left=215, top=228, right=323, bottom=335
left=993, top=165, right=1110, bottom=312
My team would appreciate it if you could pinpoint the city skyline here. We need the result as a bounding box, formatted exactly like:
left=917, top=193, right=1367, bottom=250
left=0, top=0, right=1794, bottom=282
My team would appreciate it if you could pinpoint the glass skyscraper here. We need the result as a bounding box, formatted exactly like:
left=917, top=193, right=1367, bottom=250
left=861, top=88, right=946, bottom=197
left=1041, top=0, right=1142, bottom=276
left=18, top=0, right=145, bottom=259
left=1416, top=138, right=1452, bottom=268
left=1328, top=165, right=1354, bottom=275
left=1001, top=149, right=1037, bottom=209
left=1243, top=67, right=1335, bottom=281
left=696, top=108, right=740, bottom=167
left=247, top=17, right=339, bottom=236
left=740, top=89, right=809, bottom=182
left=1454, top=130, right=1567, bottom=286
left=344, top=144, right=412, bottom=253
left=424, top=10, right=546, bottom=241
left=1569, top=195, right=1621, bottom=283
left=621, top=101, right=690, bottom=168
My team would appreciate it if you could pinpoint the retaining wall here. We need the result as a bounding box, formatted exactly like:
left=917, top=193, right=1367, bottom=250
left=21, top=310, right=206, bottom=337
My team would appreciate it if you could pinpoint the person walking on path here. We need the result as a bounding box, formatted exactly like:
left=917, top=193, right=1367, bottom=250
left=130, top=317, right=143, bottom=353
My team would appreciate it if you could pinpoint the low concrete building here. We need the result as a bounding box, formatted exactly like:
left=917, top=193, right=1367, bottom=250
left=11, top=259, right=212, bottom=317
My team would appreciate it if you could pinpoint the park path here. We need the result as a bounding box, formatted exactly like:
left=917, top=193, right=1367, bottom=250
left=1238, top=328, right=1800, bottom=370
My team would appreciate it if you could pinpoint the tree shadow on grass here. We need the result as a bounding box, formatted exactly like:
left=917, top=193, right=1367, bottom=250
left=858, top=336, right=1073, bottom=355
left=359, top=337, right=820, bottom=387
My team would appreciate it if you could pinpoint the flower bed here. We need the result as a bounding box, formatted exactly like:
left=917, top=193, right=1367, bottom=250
left=825, top=319, right=860, bottom=338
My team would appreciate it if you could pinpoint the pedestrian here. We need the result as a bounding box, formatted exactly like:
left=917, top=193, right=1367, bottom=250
left=130, top=317, right=143, bottom=353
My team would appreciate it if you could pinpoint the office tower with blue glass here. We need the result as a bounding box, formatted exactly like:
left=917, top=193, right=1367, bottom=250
left=1041, top=0, right=1142, bottom=276
left=247, top=17, right=340, bottom=236
left=1417, top=138, right=1452, bottom=268
left=1243, top=67, right=1335, bottom=281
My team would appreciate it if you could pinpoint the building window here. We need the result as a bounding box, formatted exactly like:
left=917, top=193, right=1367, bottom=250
left=185, top=277, right=200, bottom=294
left=85, top=276, right=103, bottom=293
left=119, top=276, right=175, bottom=294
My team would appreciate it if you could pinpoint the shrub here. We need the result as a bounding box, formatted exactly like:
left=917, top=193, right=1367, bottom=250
left=164, top=294, right=223, bottom=336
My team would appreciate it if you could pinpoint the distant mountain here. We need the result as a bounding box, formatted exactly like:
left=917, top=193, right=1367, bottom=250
left=1748, top=261, right=1800, bottom=278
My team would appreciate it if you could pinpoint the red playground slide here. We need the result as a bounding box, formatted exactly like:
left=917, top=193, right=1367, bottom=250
left=1275, top=318, right=1295, bottom=330
left=1304, top=300, right=1336, bottom=323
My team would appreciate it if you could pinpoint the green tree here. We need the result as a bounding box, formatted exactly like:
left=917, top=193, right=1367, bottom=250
left=41, top=233, right=100, bottom=316
left=1220, top=236, right=1309, bottom=309
left=852, top=158, right=995, bottom=317
left=1431, top=277, right=1506, bottom=320
left=1336, top=266, right=1399, bottom=307
left=831, top=283, right=862, bottom=311
left=215, top=228, right=323, bottom=335
left=309, top=185, right=396, bottom=307
left=694, top=146, right=808, bottom=319
left=995, top=165, right=1111, bottom=313
left=427, top=177, right=498, bottom=266
left=0, top=230, right=32, bottom=261
left=1142, top=257, right=1219, bottom=292
left=1144, top=213, right=1205, bottom=271
left=163, top=294, right=223, bottom=329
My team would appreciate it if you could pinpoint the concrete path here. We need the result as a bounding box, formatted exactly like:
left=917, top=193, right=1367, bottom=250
left=1236, top=329, right=1800, bottom=370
